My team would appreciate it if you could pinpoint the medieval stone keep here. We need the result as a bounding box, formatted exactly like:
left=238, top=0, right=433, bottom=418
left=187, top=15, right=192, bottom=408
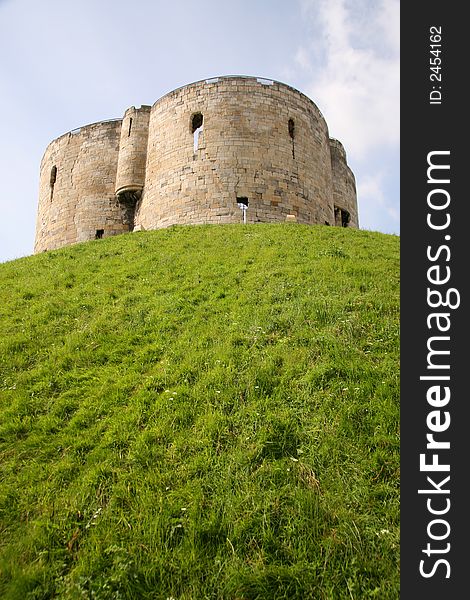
left=34, top=76, right=358, bottom=253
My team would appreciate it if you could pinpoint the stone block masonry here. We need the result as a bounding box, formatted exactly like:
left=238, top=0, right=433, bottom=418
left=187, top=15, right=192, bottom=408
left=34, top=76, right=358, bottom=253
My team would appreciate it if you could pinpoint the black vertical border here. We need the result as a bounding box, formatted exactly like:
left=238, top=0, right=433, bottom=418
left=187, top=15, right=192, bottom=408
left=401, top=4, right=467, bottom=598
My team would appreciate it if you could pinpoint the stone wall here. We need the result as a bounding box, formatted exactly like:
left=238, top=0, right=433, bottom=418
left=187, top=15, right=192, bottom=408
left=329, top=138, right=358, bottom=228
left=115, top=105, right=151, bottom=197
left=34, top=76, right=359, bottom=253
left=136, top=77, right=335, bottom=229
left=35, top=120, right=129, bottom=253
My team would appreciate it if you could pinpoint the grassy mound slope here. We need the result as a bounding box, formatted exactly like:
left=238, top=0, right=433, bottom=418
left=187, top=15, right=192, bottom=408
left=0, top=224, right=399, bottom=599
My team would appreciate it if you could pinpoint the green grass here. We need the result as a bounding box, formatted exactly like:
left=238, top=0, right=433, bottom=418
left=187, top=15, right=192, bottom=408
left=0, top=224, right=399, bottom=599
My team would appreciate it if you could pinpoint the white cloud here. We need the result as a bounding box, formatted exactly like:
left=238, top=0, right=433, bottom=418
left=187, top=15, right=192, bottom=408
left=294, top=47, right=312, bottom=72
left=297, top=0, right=399, bottom=161
left=359, top=173, right=395, bottom=216
left=357, top=171, right=399, bottom=231
left=292, top=0, right=400, bottom=235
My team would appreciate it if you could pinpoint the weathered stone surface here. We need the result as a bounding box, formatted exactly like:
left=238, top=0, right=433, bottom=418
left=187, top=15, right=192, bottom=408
left=34, top=76, right=358, bottom=253
left=329, top=138, right=358, bottom=228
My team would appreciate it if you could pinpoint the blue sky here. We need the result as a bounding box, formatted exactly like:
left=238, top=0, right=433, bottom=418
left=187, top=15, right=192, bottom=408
left=0, top=0, right=399, bottom=263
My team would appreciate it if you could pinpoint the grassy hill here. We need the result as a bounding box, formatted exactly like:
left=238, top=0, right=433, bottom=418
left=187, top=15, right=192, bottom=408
left=0, top=224, right=399, bottom=599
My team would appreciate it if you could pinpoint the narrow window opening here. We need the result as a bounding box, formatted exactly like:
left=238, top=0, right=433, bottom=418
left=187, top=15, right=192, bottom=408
left=237, top=197, right=249, bottom=224
left=95, top=229, right=104, bottom=239
left=288, top=119, right=295, bottom=139
left=193, top=126, right=203, bottom=151
left=191, top=113, right=204, bottom=152
left=50, top=165, right=57, bottom=186
left=128, top=117, right=133, bottom=137
left=50, top=165, right=57, bottom=201
left=288, top=119, right=295, bottom=159
left=334, top=207, right=350, bottom=228
left=191, top=113, right=203, bottom=132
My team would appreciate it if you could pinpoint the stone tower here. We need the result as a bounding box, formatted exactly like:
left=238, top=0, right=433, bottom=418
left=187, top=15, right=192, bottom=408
left=34, top=76, right=358, bottom=253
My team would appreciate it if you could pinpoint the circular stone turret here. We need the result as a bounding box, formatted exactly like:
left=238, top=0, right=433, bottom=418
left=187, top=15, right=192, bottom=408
left=115, top=105, right=151, bottom=198
left=34, top=76, right=359, bottom=253
left=329, top=138, right=358, bottom=228
left=35, top=120, right=129, bottom=253
left=136, top=77, right=336, bottom=229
